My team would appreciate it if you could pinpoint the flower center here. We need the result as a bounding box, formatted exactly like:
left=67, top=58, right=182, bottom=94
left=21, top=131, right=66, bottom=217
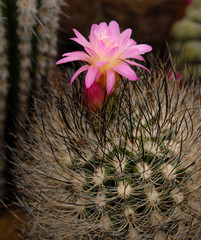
left=95, top=29, right=109, bottom=42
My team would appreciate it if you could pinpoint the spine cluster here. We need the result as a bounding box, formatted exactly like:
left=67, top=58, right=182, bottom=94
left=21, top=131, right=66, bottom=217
left=14, top=61, right=201, bottom=239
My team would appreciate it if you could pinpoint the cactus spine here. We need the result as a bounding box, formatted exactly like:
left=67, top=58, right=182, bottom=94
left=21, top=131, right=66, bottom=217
left=14, top=61, right=201, bottom=239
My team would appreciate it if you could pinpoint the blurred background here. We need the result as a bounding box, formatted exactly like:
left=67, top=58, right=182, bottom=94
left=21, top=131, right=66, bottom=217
left=59, top=0, right=188, bottom=54
left=0, top=0, right=200, bottom=239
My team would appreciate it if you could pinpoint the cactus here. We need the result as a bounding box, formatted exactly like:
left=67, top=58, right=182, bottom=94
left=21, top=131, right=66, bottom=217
left=0, top=0, right=67, bottom=198
left=170, top=0, right=201, bottom=77
left=13, top=59, right=201, bottom=239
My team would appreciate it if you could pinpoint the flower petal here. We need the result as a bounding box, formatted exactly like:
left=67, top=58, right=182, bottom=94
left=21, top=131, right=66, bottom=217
left=118, top=29, right=132, bottom=48
left=70, top=65, right=89, bottom=85
left=95, top=72, right=102, bottom=81
left=112, top=62, right=139, bottom=81
left=105, top=46, right=119, bottom=60
left=89, top=24, right=99, bottom=44
left=134, top=44, right=152, bottom=54
left=95, top=61, right=109, bottom=67
left=84, top=47, right=100, bottom=61
left=132, top=55, right=145, bottom=62
left=125, top=60, right=151, bottom=75
left=108, top=21, right=120, bottom=37
left=106, top=70, right=115, bottom=95
left=99, top=22, right=107, bottom=32
left=90, top=23, right=98, bottom=36
left=62, top=51, right=91, bottom=62
left=120, top=48, right=139, bottom=59
left=125, top=60, right=151, bottom=74
left=121, top=44, right=152, bottom=59
left=85, top=65, right=99, bottom=88
left=71, top=29, right=89, bottom=47
left=127, top=39, right=137, bottom=47
left=56, top=57, right=73, bottom=65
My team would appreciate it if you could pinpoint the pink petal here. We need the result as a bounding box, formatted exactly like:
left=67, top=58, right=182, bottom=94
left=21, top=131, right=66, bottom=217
left=89, top=24, right=98, bottom=44
left=118, top=29, right=132, bottom=47
left=56, top=56, right=88, bottom=65
left=132, top=55, right=145, bottom=62
left=112, top=62, right=139, bottom=81
left=125, top=60, right=151, bottom=75
left=106, top=70, right=115, bottom=95
left=121, top=44, right=152, bottom=59
left=99, top=22, right=107, bottom=32
left=84, top=47, right=100, bottom=61
left=62, top=51, right=91, bottom=62
left=96, top=40, right=108, bottom=53
left=85, top=65, right=99, bottom=88
left=127, top=39, right=137, bottom=47
left=108, top=21, right=120, bottom=37
left=120, top=48, right=139, bottom=59
left=95, top=61, right=109, bottom=67
left=70, top=65, right=89, bottom=85
left=134, top=44, right=152, bottom=54
left=105, top=46, right=119, bottom=60
left=56, top=57, right=74, bottom=65
left=95, top=72, right=102, bottom=81
left=90, top=24, right=98, bottom=37
left=71, top=29, right=89, bottom=47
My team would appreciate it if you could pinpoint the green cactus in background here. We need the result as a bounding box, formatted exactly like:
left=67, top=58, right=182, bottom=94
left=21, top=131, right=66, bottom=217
left=171, top=0, right=201, bottom=77
left=0, top=0, right=68, bottom=199
left=13, top=60, right=201, bottom=239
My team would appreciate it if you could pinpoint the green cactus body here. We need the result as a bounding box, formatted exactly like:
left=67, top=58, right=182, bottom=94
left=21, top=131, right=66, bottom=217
left=171, top=1, right=201, bottom=77
left=14, top=63, right=201, bottom=239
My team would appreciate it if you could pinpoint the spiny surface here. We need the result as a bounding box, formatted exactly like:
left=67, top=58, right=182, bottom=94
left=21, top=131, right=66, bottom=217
left=14, top=62, right=201, bottom=239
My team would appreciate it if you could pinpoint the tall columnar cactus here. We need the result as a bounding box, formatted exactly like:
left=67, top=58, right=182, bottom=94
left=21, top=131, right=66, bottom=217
left=35, top=0, right=66, bottom=87
left=0, top=0, right=66, bottom=198
left=16, top=0, right=37, bottom=120
left=171, top=0, right=201, bottom=77
left=13, top=58, right=201, bottom=239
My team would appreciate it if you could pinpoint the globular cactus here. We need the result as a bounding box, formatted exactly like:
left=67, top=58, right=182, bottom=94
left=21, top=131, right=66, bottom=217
left=171, top=0, right=201, bottom=77
left=0, top=0, right=67, bottom=198
left=13, top=59, right=201, bottom=239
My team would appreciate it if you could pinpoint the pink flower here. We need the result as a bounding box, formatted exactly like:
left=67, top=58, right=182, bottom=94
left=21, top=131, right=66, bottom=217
left=56, top=21, right=152, bottom=95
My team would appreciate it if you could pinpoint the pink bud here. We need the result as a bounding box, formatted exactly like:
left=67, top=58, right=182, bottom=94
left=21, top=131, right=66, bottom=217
left=168, top=72, right=181, bottom=83
left=83, top=82, right=106, bottom=112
